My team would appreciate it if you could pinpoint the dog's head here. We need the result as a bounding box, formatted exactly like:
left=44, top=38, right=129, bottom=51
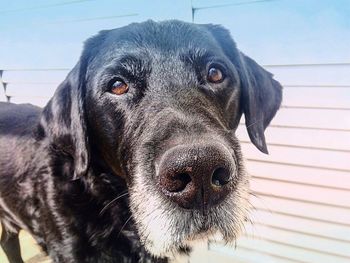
left=40, top=20, right=282, bottom=257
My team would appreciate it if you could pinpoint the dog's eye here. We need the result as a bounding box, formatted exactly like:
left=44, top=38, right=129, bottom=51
left=207, top=67, right=224, bottom=83
left=110, top=79, right=129, bottom=95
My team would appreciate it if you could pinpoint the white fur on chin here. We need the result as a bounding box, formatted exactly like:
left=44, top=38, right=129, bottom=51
left=129, top=164, right=250, bottom=258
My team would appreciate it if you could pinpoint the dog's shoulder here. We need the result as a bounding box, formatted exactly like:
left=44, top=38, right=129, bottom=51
left=0, top=102, right=42, bottom=137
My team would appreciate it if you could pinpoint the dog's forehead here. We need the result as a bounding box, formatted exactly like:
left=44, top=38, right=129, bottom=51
left=100, top=20, right=222, bottom=58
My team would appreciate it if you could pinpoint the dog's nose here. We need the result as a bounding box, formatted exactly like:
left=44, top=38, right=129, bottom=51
left=157, top=144, right=235, bottom=209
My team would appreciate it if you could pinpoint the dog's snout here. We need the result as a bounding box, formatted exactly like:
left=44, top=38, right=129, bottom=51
left=157, top=144, right=235, bottom=209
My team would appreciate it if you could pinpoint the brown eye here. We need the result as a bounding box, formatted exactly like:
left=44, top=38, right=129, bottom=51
left=207, top=67, right=224, bottom=83
left=110, top=80, right=128, bottom=95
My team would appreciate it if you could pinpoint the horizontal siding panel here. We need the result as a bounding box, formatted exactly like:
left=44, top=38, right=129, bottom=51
left=209, top=242, right=298, bottom=263
left=9, top=96, right=49, bottom=108
left=7, top=84, right=53, bottom=107
left=268, top=65, right=350, bottom=86
left=0, top=92, right=6, bottom=102
left=269, top=108, right=350, bottom=130
left=244, top=224, right=350, bottom=258
left=242, top=143, right=350, bottom=172
left=233, top=237, right=350, bottom=263
left=236, top=126, right=350, bottom=151
left=251, top=195, right=350, bottom=226
left=282, top=87, right=350, bottom=108
left=250, top=177, right=350, bottom=208
left=246, top=160, right=350, bottom=190
left=2, top=70, right=67, bottom=84
left=6, top=84, right=56, bottom=98
left=249, top=210, right=350, bottom=242
left=189, top=249, right=246, bottom=263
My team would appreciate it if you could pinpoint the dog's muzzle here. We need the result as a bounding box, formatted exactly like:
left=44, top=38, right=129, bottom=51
left=156, top=143, right=236, bottom=209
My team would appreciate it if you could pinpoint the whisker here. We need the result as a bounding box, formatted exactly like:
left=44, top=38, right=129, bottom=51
left=245, top=117, right=264, bottom=129
left=117, top=215, right=133, bottom=238
left=99, top=191, right=129, bottom=216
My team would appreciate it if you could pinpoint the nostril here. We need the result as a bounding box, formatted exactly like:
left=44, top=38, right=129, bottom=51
left=158, top=144, right=235, bottom=208
left=161, top=172, right=191, bottom=192
left=211, top=167, right=231, bottom=187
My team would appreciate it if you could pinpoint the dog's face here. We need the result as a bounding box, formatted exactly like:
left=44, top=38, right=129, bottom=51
left=41, top=20, right=282, bottom=257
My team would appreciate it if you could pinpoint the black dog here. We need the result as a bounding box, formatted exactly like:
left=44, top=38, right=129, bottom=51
left=0, top=20, right=282, bottom=263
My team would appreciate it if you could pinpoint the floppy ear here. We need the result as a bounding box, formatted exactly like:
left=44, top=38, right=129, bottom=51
left=238, top=53, right=282, bottom=154
left=38, top=30, right=110, bottom=178
left=203, top=24, right=282, bottom=154
left=39, top=60, right=89, bottom=179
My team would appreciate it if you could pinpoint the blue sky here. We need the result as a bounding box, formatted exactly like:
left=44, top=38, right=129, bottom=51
left=0, top=0, right=349, bottom=105
left=1, top=0, right=349, bottom=68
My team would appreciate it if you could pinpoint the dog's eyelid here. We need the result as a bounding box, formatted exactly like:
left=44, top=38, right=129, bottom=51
left=207, top=61, right=227, bottom=71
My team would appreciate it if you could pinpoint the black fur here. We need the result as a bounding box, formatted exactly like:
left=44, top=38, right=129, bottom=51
left=0, top=20, right=282, bottom=263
